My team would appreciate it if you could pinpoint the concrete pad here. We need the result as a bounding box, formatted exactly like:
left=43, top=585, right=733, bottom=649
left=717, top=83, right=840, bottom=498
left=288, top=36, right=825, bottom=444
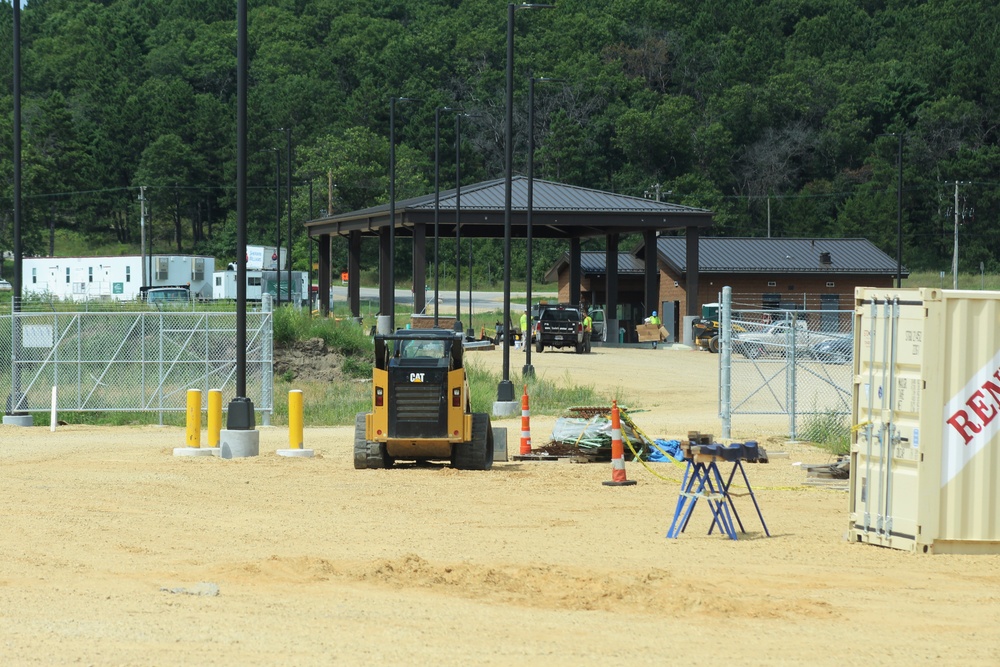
left=173, top=447, right=215, bottom=457
left=277, top=448, right=314, bottom=458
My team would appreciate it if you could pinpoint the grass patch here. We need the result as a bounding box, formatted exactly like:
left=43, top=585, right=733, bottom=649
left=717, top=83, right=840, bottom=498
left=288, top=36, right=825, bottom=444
left=800, top=411, right=850, bottom=456
left=465, top=362, right=628, bottom=416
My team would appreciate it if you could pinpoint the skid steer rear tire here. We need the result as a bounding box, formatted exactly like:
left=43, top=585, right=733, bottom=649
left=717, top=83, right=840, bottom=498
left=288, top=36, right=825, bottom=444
left=708, top=335, right=720, bottom=353
left=452, top=413, right=494, bottom=470
left=354, top=412, right=392, bottom=469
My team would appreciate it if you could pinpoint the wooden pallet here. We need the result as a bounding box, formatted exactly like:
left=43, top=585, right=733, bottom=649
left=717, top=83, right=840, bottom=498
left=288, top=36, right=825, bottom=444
left=512, top=453, right=604, bottom=463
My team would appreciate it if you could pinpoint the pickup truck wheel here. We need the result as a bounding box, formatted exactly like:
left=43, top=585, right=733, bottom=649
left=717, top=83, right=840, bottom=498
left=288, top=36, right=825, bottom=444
left=535, top=340, right=543, bottom=353
left=575, top=341, right=585, bottom=354
left=708, top=335, right=720, bottom=353
left=745, top=344, right=763, bottom=359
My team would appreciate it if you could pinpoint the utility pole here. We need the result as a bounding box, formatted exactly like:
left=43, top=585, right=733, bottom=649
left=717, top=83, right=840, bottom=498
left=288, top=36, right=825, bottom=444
left=139, top=186, right=147, bottom=288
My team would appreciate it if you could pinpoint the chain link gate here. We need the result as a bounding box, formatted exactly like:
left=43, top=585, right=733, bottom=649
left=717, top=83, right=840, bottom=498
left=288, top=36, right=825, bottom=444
left=1, top=303, right=272, bottom=423
left=719, top=286, right=854, bottom=444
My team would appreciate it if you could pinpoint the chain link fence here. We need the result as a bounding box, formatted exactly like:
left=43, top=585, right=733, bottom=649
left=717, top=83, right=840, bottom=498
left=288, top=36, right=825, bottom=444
left=1, top=298, right=272, bottom=423
left=719, top=286, right=853, bottom=444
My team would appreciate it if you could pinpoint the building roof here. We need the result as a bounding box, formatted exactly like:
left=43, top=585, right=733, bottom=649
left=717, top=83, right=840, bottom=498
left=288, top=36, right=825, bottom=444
left=305, top=176, right=713, bottom=240
left=651, top=237, right=906, bottom=275
left=544, top=250, right=645, bottom=282
left=408, top=177, right=710, bottom=214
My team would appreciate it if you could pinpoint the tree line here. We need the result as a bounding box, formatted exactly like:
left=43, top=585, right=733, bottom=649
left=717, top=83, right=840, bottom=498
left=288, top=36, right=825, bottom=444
left=1, top=0, right=998, bottom=281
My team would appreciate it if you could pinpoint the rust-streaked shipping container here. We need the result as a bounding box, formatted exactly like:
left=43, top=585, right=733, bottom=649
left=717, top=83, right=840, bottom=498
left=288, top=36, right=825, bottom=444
left=849, top=287, right=1000, bottom=554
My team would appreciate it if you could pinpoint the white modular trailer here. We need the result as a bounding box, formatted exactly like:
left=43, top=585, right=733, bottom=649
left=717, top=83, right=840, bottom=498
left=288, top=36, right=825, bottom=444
left=212, top=269, right=309, bottom=305
left=849, top=287, right=1000, bottom=554
left=22, top=255, right=214, bottom=301
left=245, top=245, right=287, bottom=271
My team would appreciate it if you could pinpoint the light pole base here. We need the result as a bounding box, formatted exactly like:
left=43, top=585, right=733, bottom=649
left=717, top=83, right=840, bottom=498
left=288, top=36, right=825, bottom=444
left=522, top=364, right=535, bottom=378
left=219, top=429, right=260, bottom=459
left=226, top=397, right=256, bottom=430
left=377, top=315, right=394, bottom=335
left=497, top=380, right=515, bottom=402
left=492, top=400, right=519, bottom=418
left=3, top=414, right=33, bottom=427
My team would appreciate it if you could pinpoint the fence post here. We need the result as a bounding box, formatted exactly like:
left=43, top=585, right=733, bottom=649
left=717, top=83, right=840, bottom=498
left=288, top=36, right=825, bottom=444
left=720, top=286, right=732, bottom=440
left=261, top=293, right=272, bottom=427
left=788, top=310, right=797, bottom=440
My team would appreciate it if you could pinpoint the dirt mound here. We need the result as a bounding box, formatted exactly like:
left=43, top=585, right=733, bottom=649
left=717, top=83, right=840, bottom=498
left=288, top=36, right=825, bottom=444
left=273, top=337, right=345, bottom=383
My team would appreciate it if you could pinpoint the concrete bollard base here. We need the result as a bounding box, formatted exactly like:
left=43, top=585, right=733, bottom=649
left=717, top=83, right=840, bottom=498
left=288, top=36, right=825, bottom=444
left=3, top=415, right=34, bottom=427
left=277, top=448, right=314, bottom=458
left=173, top=447, right=215, bottom=457
left=491, top=400, right=519, bottom=418
left=219, top=429, right=260, bottom=459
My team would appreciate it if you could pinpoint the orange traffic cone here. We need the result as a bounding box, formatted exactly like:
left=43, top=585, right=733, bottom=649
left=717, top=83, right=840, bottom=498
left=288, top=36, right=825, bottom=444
left=520, top=385, right=532, bottom=455
left=603, top=400, right=637, bottom=486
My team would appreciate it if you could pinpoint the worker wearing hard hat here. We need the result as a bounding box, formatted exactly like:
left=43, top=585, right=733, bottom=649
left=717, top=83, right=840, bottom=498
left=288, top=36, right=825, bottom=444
left=648, top=310, right=661, bottom=349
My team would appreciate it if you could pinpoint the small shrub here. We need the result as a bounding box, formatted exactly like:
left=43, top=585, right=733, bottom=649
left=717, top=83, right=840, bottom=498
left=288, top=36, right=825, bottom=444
left=800, top=411, right=850, bottom=455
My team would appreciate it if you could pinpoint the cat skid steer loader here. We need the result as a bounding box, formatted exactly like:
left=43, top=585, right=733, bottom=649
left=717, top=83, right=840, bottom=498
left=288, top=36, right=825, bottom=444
left=355, top=329, right=493, bottom=470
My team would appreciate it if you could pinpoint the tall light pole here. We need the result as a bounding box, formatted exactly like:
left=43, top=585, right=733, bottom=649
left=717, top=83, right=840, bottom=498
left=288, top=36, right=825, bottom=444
left=227, top=0, right=255, bottom=432
left=279, top=127, right=293, bottom=305
left=307, top=177, right=314, bottom=309
left=271, top=146, right=282, bottom=305
left=524, top=75, right=563, bottom=379
left=434, top=106, right=461, bottom=327
left=455, top=112, right=464, bottom=332
left=6, top=0, right=24, bottom=419
left=388, top=96, right=419, bottom=332
left=454, top=112, right=480, bottom=334
left=501, top=2, right=554, bottom=404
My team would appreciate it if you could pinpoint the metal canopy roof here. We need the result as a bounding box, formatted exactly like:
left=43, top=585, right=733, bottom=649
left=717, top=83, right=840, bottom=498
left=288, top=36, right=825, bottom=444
left=544, top=250, right=645, bottom=282
left=650, top=237, right=906, bottom=275
left=305, top=176, right=713, bottom=240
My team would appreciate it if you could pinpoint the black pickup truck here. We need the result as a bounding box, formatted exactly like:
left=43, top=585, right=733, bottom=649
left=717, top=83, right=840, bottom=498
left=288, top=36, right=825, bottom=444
left=535, top=305, right=586, bottom=353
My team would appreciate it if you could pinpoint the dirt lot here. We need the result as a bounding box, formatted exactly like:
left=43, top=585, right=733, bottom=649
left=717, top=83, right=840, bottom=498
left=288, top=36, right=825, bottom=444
left=3, top=345, right=999, bottom=665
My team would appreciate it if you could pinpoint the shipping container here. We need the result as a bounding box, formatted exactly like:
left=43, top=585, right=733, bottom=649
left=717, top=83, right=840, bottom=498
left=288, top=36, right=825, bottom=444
left=849, top=287, right=1000, bottom=554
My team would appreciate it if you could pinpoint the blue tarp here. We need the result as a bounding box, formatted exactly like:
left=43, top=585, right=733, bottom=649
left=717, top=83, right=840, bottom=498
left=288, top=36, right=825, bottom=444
left=648, top=439, right=683, bottom=462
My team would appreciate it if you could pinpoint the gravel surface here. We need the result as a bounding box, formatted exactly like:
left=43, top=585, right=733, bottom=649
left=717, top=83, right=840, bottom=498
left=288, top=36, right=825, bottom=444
left=2, top=346, right=998, bottom=665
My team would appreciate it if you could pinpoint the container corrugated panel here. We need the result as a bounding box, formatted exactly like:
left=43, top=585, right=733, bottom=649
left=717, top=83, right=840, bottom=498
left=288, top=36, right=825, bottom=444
left=849, top=287, right=1000, bottom=554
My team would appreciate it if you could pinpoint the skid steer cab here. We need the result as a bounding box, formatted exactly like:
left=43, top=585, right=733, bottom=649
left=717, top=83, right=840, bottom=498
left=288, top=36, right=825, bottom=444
left=355, top=329, right=494, bottom=470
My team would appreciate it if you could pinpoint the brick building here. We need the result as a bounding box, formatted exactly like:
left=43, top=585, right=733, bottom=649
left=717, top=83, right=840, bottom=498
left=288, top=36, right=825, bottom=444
left=546, top=237, right=904, bottom=341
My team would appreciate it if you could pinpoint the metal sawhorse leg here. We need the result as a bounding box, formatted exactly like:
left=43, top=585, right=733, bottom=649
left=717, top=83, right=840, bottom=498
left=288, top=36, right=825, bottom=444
left=666, top=460, right=738, bottom=540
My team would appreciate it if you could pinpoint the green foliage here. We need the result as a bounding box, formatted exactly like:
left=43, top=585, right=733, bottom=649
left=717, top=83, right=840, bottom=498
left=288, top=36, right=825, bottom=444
left=272, top=305, right=374, bottom=359
left=801, top=411, right=851, bottom=457
left=2, top=0, right=1000, bottom=277
left=464, top=362, right=620, bottom=417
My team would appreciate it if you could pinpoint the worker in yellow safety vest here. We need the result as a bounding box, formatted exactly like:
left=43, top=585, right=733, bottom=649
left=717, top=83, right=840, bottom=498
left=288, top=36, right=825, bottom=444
left=518, top=311, right=528, bottom=349
left=582, top=310, right=593, bottom=353
left=648, top=310, right=661, bottom=349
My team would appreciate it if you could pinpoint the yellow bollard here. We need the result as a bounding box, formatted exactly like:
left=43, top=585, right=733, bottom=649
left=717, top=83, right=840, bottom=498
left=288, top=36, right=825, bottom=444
left=207, top=389, right=222, bottom=450
left=288, top=389, right=304, bottom=449
left=185, top=389, right=202, bottom=448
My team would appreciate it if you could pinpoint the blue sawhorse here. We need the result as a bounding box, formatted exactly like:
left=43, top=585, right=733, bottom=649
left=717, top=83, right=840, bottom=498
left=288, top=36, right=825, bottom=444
left=666, top=454, right=770, bottom=540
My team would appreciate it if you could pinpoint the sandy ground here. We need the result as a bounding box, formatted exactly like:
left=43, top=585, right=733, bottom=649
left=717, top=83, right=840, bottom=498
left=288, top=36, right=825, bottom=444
left=3, top=345, right=1000, bottom=666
